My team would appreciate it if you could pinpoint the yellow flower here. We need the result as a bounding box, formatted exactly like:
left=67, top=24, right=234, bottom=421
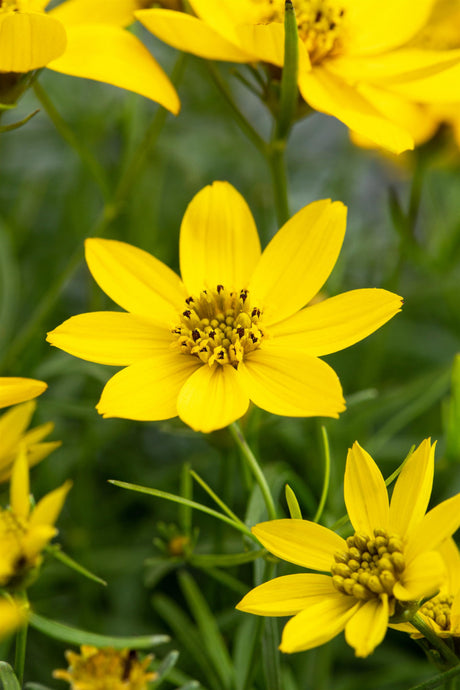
left=47, top=181, right=402, bottom=433
left=0, top=447, right=71, bottom=589
left=53, top=646, right=157, bottom=690
left=0, top=597, right=28, bottom=640
left=0, top=400, right=61, bottom=483
left=236, top=439, right=460, bottom=657
left=136, top=0, right=460, bottom=152
left=0, top=0, right=179, bottom=111
left=0, top=376, right=47, bottom=409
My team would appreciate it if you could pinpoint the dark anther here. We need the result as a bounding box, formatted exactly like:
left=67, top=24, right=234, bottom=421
left=172, top=327, right=181, bottom=334
left=237, top=327, right=245, bottom=338
left=330, top=21, right=336, bottom=29
left=209, top=330, right=216, bottom=339
left=199, top=347, right=207, bottom=353
left=185, top=296, right=194, bottom=305
left=250, top=334, right=258, bottom=343
left=192, top=329, right=200, bottom=342
left=122, top=650, right=137, bottom=680
left=183, top=309, right=191, bottom=318
left=315, top=10, right=322, bottom=21
left=339, top=9, right=344, bottom=16
left=240, top=289, right=248, bottom=302
left=217, top=284, right=224, bottom=293
left=217, top=351, right=225, bottom=359
left=251, top=307, right=260, bottom=318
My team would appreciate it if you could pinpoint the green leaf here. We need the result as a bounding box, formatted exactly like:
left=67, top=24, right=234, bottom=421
left=0, top=662, right=20, bottom=690
left=233, top=615, right=263, bottom=690
left=24, top=685, right=54, bottom=690
left=445, top=354, right=460, bottom=462
left=285, top=484, right=302, bottom=519
left=29, top=613, right=169, bottom=649
left=155, top=650, right=179, bottom=682
left=46, top=545, right=107, bottom=586
left=190, top=550, right=265, bottom=568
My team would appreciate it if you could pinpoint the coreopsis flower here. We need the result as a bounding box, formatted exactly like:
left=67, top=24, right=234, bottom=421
left=53, top=646, right=157, bottom=690
left=47, top=181, right=402, bottom=433
left=136, top=0, right=460, bottom=153
left=0, top=447, right=71, bottom=589
left=237, top=439, right=460, bottom=657
left=0, top=376, right=47, bottom=409
left=0, top=400, right=61, bottom=483
left=0, top=0, right=179, bottom=111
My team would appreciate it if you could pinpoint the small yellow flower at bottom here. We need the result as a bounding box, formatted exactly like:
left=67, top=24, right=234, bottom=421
left=237, top=439, right=460, bottom=657
left=0, top=376, right=47, bottom=409
left=53, top=646, right=157, bottom=690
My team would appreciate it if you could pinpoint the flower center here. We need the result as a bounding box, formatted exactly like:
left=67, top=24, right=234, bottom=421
left=0, top=0, right=21, bottom=12
left=0, top=509, right=30, bottom=586
left=420, top=594, right=454, bottom=631
left=331, top=529, right=405, bottom=603
left=172, top=285, right=264, bottom=368
left=254, top=0, right=345, bottom=63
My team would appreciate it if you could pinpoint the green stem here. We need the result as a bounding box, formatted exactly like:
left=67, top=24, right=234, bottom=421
left=14, top=591, right=29, bottom=686
left=407, top=665, right=460, bottom=690
left=267, top=141, right=290, bottom=227
left=276, top=0, right=299, bottom=142
left=410, top=612, right=460, bottom=669
left=229, top=422, right=277, bottom=521
left=313, top=426, right=331, bottom=524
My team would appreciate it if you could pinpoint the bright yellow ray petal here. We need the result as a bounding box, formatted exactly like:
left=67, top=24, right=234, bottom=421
left=342, top=0, right=436, bottom=55
left=267, top=289, right=402, bottom=355
left=237, top=573, right=337, bottom=616
left=0, top=599, right=27, bottom=639
left=48, top=25, right=180, bottom=112
left=389, top=439, right=435, bottom=539
left=176, top=364, right=249, bottom=433
left=450, top=590, right=460, bottom=634
left=50, top=0, right=141, bottom=27
left=249, top=200, right=346, bottom=324
left=345, top=595, right=389, bottom=657
left=22, top=526, right=56, bottom=559
left=387, top=62, right=460, bottom=103
left=0, top=401, right=36, bottom=456
left=0, top=11, right=66, bottom=73
left=344, top=442, right=389, bottom=536
left=84, top=239, right=186, bottom=325
left=30, top=480, right=72, bottom=529
left=234, top=22, right=288, bottom=68
left=393, top=550, right=444, bottom=601
left=0, top=378, right=47, bottom=409
left=179, top=182, right=261, bottom=296
left=21, top=421, right=54, bottom=446
left=96, top=354, right=201, bottom=421
left=135, top=9, right=255, bottom=62
left=406, top=493, right=460, bottom=561
left=24, top=442, right=62, bottom=471
left=280, top=596, right=360, bottom=653
left=298, top=68, right=414, bottom=154
left=438, top=538, right=460, bottom=595
left=237, top=348, right=345, bottom=419
left=47, top=312, right=172, bottom=366
left=189, top=0, right=262, bottom=42
left=252, top=519, right=346, bottom=571
left=10, top=448, right=30, bottom=520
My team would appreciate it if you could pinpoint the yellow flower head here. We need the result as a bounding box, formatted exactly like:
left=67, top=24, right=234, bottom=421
left=0, top=400, right=61, bottom=483
left=53, top=646, right=157, bottom=690
left=136, top=0, right=460, bottom=152
left=47, top=181, right=402, bottom=433
left=0, top=0, right=179, bottom=111
left=237, top=440, right=460, bottom=657
left=0, top=376, right=47, bottom=409
left=0, top=447, right=71, bottom=590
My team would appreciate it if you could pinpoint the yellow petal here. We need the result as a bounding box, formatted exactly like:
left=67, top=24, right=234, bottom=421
left=30, top=480, right=72, bottom=529
left=22, top=421, right=54, bottom=446
left=344, top=442, right=389, bottom=536
left=345, top=595, right=389, bottom=657
left=280, top=595, right=360, bottom=653
left=84, top=239, right=186, bottom=325
left=10, top=447, right=30, bottom=520
left=47, top=312, right=172, bottom=366
left=0, top=599, right=27, bottom=639
left=252, top=519, right=346, bottom=571
left=22, top=526, right=56, bottom=559
left=0, top=11, right=66, bottom=72
left=189, top=0, right=262, bottom=43
left=24, top=442, right=61, bottom=472
left=136, top=9, right=255, bottom=62
left=50, top=0, right=141, bottom=27
left=387, top=61, right=460, bottom=103
left=393, top=550, right=444, bottom=601
left=389, top=439, right=435, bottom=539
left=234, top=22, right=287, bottom=68
left=298, top=67, right=414, bottom=154
left=237, top=348, right=345, bottom=419
left=176, top=364, right=249, bottom=433
left=249, top=200, right=346, bottom=325
left=342, top=0, right=437, bottom=55
left=438, top=538, right=460, bottom=596
left=236, top=573, right=337, bottom=616
left=267, top=289, right=402, bottom=355
left=96, top=354, right=201, bottom=421
left=450, top=590, right=460, bottom=634
left=179, top=182, right=261, bottom=296
left=406, top=492, right=460, bottom=561
left=0, top=401, right=36, bottom=457
left=48, top=25, right=180, bottom=112
left=0, top=377, right=47, bottom=409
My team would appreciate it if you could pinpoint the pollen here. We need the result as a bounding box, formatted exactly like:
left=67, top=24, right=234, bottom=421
left=420, top=594, right=454, bottom=631
left=172, top=286, right=264, bottom=367
left=330, top=529, right=405, bottom=604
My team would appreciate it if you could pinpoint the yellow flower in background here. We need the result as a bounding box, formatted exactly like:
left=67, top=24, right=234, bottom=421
left=0, top=400, right=61, bottom=483
left=53, top=646, right=157, bottom=690
left=0, top=376, right=47, bottom=409
left=136, top=0, right=460, bottom=153
left=0, top=447, right=71, bottom=589
left=0, top=0, right=179, bottom=112
left=0, top=597, right=27, bottom=640
left=47, top=181, right=402, bottom=433
left=237, top=440, right=460, bottom=657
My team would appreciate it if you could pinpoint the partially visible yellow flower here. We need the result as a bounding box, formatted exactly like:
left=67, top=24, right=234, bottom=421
left=0, top=447, right=71, bottom=589
left=0, top=376, right=47, bottom=409
left=47, top=181, right=402, bottom=433
left=53, top=646, right=157, bottom=690
left=0, top=597, right=28, bottom=640
left=237, top=439, right=460, bottom=657
left=0, top=0, right=179, bottom=111
left=0, top=400, right=61, bottom=483
left=136, top=0, right=460, bottom=152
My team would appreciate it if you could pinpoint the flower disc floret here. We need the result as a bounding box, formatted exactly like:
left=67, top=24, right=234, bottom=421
left=420, top=594, right=453, bottom=631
